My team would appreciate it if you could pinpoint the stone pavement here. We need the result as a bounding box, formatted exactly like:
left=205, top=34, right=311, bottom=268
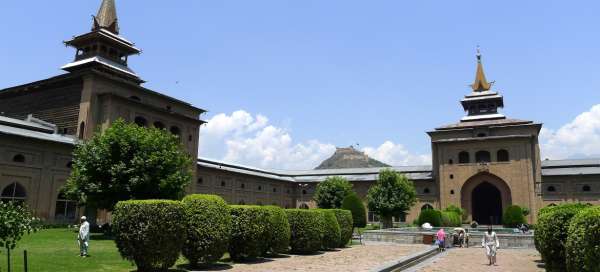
left=193, top=243, right=428, bottom=272
left=409, top=247, right=544, bottom=272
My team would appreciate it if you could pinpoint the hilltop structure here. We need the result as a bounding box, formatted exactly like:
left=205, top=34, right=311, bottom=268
left=316, top=146, right=390, bottom=170
left=0, top=1, right=598, bottom=225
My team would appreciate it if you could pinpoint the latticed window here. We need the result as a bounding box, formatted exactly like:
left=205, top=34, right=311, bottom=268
left=475, top=150, right=491, bottom=163
left=134, top=116, right=147, bottom=127
left=497, top=149, right=509, bottom=162
left=1, top=182, right=26, bottom=203
left=458, top=151, right=470, bottom=164
left=54, top=193, right=78, bottom=222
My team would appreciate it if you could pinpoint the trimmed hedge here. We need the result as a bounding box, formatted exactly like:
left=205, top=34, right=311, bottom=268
left=229, top=205, right=269, bottom=261
left=566, top=206, right=600, bottom=272
left=112, top=200, right=185, bottom=272
left=536, top=203, right=587, bottom=272
left=418, top=209, right=442, bottom=227
left=441, top=211, right=461, bottom=227
left=318, top=209, right=341, bottom=250
left=534, top=205, right=559, bottom=252
left=502, top=205, right=526, bottom=228
left=286, top=209, right=323, bottom=254
left=332, top=209, right=353, bottom=247
left=341, top=193, right=367, bottom=228
left=262, top=206, right=291, bottom=255
left=181, top=194, right=231, bottom=266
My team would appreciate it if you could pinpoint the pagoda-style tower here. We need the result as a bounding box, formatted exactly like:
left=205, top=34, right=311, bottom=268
left=460, top=49, right=504, bottom=121
left=62, top=0, right=143, bottom=84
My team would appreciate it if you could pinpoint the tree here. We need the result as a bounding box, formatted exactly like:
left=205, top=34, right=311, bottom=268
left=367, top=169, right=417, bottom=229
left=63, top=119, right=193, bottom=211
left=0, top=201, right=40, bottom=260
left=341, top=193, right=367, bottom=228
left=313, top=176, right=354, bottom=209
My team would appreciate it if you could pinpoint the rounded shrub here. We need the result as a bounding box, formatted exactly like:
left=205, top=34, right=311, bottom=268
left=503, top=205, right=526, bottom=228
left=262, top=206, right=291, bottom=255
left=341, top=193, right=366, bottom=228
left=536, top=203, right=587, bottom=272
left=332, top=209, right=353, bottom=247
left=229, top=205, right=269, bottom=261
left=285, top=209, right=323, bottom=254
left=317, top=209, right=341, bottom=250
left=418, top=209, right=442, bottom=227
left=566, top=206, right=600, bottom=272
left=441, top=211, right=461, bottom=227
left=181, top=194, right=231, bottom=266
left=112, top=200, right=185, bottom=272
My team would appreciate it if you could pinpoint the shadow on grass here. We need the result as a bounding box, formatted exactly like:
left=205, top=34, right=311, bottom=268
left=90, top=233, right=114, bottom=241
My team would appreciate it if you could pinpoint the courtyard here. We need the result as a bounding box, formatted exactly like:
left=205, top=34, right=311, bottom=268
left=0, top=229, right=432, bottom=272
left=409, top=248, right=544, bottom=272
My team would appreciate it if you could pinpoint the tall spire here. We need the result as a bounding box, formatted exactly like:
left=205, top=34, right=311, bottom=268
left=63, top=0, right=142, bottom=83
left=471, top=47, right=491, bottom=92
left=93, top=0, right=119, bottom=34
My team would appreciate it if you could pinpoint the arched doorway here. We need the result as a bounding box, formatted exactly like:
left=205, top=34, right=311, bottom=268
left=461, top=173, right=511, bottom=225
left=472, top=182, right=502, bottom=225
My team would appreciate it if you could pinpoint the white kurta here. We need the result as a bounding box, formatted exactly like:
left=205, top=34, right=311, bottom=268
left=481, top=231, right=499, bottom=257
left=79, top=221, right=90, bottom=255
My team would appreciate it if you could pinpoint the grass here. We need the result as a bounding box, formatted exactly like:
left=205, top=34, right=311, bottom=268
left=0, top=228, right=362, bottom=272
left=0, top=228, right=186, bottom=272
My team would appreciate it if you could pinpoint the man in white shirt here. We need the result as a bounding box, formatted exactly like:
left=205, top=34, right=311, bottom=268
left=78, top=216, right=90, bottom=257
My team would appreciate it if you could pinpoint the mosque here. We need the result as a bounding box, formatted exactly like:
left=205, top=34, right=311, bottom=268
left=0, top=0, right=598, bottom=225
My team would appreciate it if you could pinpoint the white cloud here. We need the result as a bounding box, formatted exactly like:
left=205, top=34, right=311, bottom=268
left=199, top=110, right=335, bottom=169
left=540, top=104, right=600, bottom=159
left=362, top=141, right=431, bottom=166
left=199, top=110, right=431, bottom=169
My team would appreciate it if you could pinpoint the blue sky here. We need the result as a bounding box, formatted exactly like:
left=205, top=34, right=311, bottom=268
left=2, top=1, right=600, bottom=169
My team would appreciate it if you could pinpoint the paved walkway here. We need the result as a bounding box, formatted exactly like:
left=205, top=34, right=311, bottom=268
left=193, top=243, right=428, bottom=272
left=409, top=247, right=544, bottom=272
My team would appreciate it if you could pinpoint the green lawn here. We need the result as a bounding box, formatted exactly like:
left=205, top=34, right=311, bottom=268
left=0, top=228, right=188, bottom=272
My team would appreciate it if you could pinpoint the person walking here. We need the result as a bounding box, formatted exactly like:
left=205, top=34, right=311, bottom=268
left=78, top=216, right=90, bottom=257
left=436, top=228, right=446, bottom=252
left=481, top=226, right=499, bottom=266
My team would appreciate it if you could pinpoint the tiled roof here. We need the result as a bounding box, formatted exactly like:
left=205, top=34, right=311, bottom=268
left=198, top=157, right=433, bottom=183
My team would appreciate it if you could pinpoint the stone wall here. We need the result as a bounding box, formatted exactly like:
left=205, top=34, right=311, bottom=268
left=363, top=230, right=535, bottom=249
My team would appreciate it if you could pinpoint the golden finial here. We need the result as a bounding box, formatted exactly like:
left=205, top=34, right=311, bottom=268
left=471, top=46, right=491, bottom=92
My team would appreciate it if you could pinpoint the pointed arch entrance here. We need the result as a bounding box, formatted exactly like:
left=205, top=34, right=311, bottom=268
left=461, top=173, right=511, bottom=225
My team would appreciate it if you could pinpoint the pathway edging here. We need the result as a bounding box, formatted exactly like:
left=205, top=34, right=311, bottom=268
left=369, top=246, right=439, bottom=272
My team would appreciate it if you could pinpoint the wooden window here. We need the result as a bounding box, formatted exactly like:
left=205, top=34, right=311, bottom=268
left=12, top=154, right=25, bottom=163
left=475, top=150, right=491, bottom=163
left=497, top=149, right=509, bottom=162
left=459, top=151, right=470, bottom=164
left=134, top=116, right=147, bottom=127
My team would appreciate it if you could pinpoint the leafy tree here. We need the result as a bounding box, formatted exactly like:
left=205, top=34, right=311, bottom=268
left=367, top=169, right=417, bottom=228
left=0, top=202, right=40, bottom=252
left=63, top=119, right=193, bottom=210
left=503, top=205, right=526, bottom=228
left=444, top=205, right=464, bottom=217
left=313, top=176, right=354, bottom=209
left=341, top=192, right=366, bottom=228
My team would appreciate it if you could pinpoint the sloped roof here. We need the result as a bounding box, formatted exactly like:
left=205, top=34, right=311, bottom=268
left=0, top=115, right=76, bottom=145
left=435, top=118, right=535, bottom=130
